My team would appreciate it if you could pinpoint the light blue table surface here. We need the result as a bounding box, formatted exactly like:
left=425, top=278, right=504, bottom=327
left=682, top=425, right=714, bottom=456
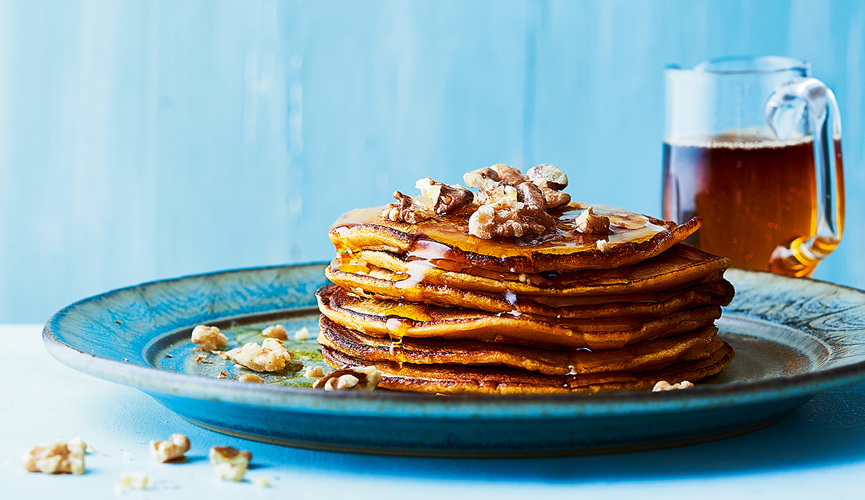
left=3, top=323, right=865, bottom=499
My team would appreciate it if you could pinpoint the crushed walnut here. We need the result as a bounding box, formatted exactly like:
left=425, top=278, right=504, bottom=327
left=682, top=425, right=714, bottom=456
left=312, top=365, right=382, bottom=391
left=114, top=472, right=153, bottom=493
left=652, top=380, right=695, bottom=392
left=575, top=206, right=611, bottom=234
left=21, top=441, right=86, bottom=475
left=149, top=433, right=190, bottom=463
left=415, top=177, right=474, bottom=215
left=262, top=324, right=288, bottom=340
left=239, top=373, right=265, bottom=383
left=294, top=326, right=310, bottom=341
left=191, top=325, right=228, bottom=351
left=381, top=191, right=434, bottom=224
left=463, top=164, right=572, bottom=240
left=210, top=446, right=252, bottom=482
left=596, top=239, right=611, bottom=253
left=303, top=365, right=324, bottom=378
left=223, top=338, right=292, bottom=372
left=252, top=476, right=271, bottom=488
left=66, top=437, right=90, bottom=457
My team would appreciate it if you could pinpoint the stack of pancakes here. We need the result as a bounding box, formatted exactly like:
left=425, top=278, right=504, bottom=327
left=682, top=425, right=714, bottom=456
left=316, top=201, right=735, bottom=394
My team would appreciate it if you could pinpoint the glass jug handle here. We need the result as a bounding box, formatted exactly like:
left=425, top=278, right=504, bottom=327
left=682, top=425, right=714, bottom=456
left=765, top=77, right=844, bottom=276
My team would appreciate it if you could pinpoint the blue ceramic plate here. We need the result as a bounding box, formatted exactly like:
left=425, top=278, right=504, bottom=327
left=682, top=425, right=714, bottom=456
left=43, top=264, right=865, bottom=456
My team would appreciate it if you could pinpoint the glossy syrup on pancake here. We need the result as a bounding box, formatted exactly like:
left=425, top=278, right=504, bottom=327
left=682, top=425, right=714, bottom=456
left=330, top=201, right=702, bottom=273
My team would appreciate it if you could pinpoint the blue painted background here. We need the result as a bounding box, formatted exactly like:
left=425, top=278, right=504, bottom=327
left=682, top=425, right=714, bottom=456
left=1, top=0, right=863, bottom=323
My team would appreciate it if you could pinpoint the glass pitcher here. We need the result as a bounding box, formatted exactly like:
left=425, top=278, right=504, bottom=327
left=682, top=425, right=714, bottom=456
left=662, top=55, right=844, bottom=277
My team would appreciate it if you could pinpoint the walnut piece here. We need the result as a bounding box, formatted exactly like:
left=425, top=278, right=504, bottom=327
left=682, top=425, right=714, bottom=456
left=464, top=164, right=572, bottom=240
left=304, top=365, right=324, bottom=378
left=312, top=365, right=382, bottom=391
left=652, top=380, right=695, bottom=392
left=191, top=325, right=228, bottom=351
left=210, top=446, right=252, bottom=482
left=526, top=163, right=568, bottom=190
left=294, top=326, right=310, bottom=340
left=415, top=177, right=474, bottom=215
left=252, top=476, right=272, bottom=488
left=21, top=441, right=86, bottom=475
left=114, top=472, right=153, bottom=493
left=66, top=437, right=89, bottom=457
left=462, top=167, right=500, bottom=191
left=468, top=194, right=555, bottom=240
left=239, top=373, right=265, bottom=383
left=381, top=191, right=433, bottom=224
left=224, top=338, right=292, bottom=372
left=596, top=239, right=611, bottom=253
left=149, top=433, right=190, bottom=463
left=262, top=324, right=288, bottom=340
left=575, top=206, right=611, bottom=234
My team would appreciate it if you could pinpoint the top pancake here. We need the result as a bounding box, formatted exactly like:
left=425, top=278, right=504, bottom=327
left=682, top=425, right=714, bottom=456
left=331, top=201, right=702, bottom=273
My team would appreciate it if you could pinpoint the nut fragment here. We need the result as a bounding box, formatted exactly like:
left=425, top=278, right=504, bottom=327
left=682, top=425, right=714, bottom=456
left=239, top=373, right=265, bottom=383
left=304, top=365, right=324, bottom=378
left=66, top=437, right=89, bottom=457
left=415, top=177, right=474, bottom=215
left=381, top=191, right=434, bottom=224
left=224, top=338, right=292, bottom=372
left=21, top=441, right=86, bottom=475
left=468, top=197, right=555, bottom=240
left=210, top=446, right=252, bottom=482
left=313, top=365, right=382, bottom=391
left=652, top=380, right=695, bottom=392
left=252, top=476, right=271, bottom=488
left=191, top=325, right=228, bottom=351
left=526, top=163, right=568, bottom=190
left=462, top=167, right=501, bottom=190
left=114, top=472, right=153, bottom=493
left=575, top=206, right=611, bottom=234
left=149, top=434, right=190, bottom=463
left=262, top=324, right=288, bottom=340
left=596, top=239, right=611, bottom=253
left=294, top=326, right=310, bottom=341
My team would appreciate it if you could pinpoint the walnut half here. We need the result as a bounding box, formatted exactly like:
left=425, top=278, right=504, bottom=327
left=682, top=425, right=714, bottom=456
left=312, top=365, right=382, bottom=391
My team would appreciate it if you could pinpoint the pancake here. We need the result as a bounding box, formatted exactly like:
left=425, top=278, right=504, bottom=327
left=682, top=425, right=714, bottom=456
left=317, top=164, right=735, bottom=394
left=322, top=342, right=734, bottom=395
left=331, top=202, right=702, bottom=273
left=319, top=316, right=723, bottom=376
left=331, top=243, right=732, bottom=297
left=317, top=284, right=723, bottom=350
